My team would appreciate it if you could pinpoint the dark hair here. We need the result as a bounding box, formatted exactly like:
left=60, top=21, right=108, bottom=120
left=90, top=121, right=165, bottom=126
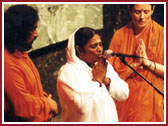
left=4, top=5, right=39, bottom=54
left=75, top=27, right=98, bottom=49
left=129, top=4, right=155, bottom=11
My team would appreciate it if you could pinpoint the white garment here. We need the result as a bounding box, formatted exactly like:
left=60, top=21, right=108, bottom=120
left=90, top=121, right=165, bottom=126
left=57, top=30, right=129, bottom=122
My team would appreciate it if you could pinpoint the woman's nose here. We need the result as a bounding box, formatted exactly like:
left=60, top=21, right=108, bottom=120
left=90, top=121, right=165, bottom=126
left=97, top=45, right=103, bottom=52
left=140, top=12, right=145, bottom=19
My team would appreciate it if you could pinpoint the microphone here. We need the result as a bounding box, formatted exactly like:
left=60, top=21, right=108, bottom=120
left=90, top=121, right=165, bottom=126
left=104, top=50, right=141, bottom=58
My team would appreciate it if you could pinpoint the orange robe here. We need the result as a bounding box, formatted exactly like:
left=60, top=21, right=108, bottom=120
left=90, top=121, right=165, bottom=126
left=4, top=49, right=51, bottom=122
left=108, top=20, right=164, bottom=122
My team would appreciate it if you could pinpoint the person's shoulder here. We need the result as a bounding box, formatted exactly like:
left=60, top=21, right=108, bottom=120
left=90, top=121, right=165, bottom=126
left=114, top=23, right=130, bottom=35
left=58, top=63, right=73, bottom=76
left=152, top=20, right=164, bottom=30
left=4, top=50, right=16, bottom=64
left=4, top=51, right=20, bottom=73
left=151, top=20, right=164, bottom=36
left=57, top=62, right=77, bottom=83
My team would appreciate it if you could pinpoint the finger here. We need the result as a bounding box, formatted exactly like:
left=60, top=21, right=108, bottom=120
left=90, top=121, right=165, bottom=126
left=98, top=58, right=104, bottom=64
left=137, top=44, right=141, bottom=51
left=54, top=105, right=59, bottom=114
left=99, top=58, right=106, bottom=67
left=99, top=62, right=104, bottom=69
left=139, top=39, right=146, bottom=49
left=102, top=55, right=107, bottom=61
left=49, top=113, right=54, bottom=119
left=99, top=56, right=106, bottom=65
left=104, top=61, right=108, bottom=68
left=136, top=49, right=140, bottom=55
left=48, top=94, right=52, bottom=98
left=139, top=38, right=143, bottom=44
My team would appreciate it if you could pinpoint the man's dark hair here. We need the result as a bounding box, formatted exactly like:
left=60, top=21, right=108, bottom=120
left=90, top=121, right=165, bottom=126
left=4, top=5, right=39, bottom=54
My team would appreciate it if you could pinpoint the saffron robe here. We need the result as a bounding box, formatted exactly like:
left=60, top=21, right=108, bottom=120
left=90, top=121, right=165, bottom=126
left=108, top=20, right=164, bottom=122
left=4, top=49, right=51, bottom=122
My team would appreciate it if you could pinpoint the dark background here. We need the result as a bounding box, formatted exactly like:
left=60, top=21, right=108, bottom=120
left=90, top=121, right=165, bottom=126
left=28, top=4, right=164, bottom=120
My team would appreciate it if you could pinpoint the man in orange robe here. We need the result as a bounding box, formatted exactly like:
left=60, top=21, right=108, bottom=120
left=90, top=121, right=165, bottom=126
left=4, top=5, right=58, bottom=122
left=108, top=4, right=164, bottom=122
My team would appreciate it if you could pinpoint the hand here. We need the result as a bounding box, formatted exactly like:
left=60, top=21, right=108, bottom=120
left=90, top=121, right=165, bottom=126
left=135, top=39, right=150, bottom=67
left=47, top=96, right=58, bottom=116
left=48, top=112, right=56, bottom=121
left=92, top=58, right=107, bottom=84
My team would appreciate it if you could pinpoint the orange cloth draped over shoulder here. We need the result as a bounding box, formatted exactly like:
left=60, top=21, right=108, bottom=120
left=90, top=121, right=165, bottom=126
left=4, top=49, right=51, bottom=122
left=108, top=20, right=164, bottom=122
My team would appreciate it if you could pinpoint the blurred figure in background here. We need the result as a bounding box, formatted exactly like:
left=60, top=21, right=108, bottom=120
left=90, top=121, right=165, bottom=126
left=4, top=5, right=58, bottom=122
left=108, top=4, right=164, bottom=122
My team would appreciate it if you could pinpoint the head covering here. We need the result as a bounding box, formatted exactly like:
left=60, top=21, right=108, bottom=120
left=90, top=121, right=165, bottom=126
left=66, top=28, right=80, bottom=63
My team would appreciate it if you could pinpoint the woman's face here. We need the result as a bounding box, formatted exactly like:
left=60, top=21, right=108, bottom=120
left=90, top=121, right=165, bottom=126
left=130, top=4, right=154, bottom=30
left=78, top=34, right=103, bottom=66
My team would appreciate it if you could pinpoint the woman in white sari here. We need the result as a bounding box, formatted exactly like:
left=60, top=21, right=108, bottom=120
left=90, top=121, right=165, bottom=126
left=57, top=27, right=129, bottom=122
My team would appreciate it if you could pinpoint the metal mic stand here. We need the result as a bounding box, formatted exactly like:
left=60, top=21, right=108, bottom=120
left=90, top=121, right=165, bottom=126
left=119, top=56, right=164, bottom=97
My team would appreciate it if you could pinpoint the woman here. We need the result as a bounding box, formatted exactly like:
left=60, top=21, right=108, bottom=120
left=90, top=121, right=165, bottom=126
left=108, top=4, right=164, bottom=122
left=57, top=27, right=129, bottom=122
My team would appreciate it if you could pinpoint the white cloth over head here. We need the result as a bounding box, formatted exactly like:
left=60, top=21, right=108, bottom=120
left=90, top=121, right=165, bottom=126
left=57, top=28, right=129, bottom=122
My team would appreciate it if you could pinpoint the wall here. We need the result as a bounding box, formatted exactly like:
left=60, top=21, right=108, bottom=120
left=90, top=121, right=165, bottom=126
left=4, top=4, right=103, bottom=51
left=4, top=3, right=164, bottom=122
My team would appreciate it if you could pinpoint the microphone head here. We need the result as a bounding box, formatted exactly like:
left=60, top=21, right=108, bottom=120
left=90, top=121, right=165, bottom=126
left=104, top=50, right=113, bottom=58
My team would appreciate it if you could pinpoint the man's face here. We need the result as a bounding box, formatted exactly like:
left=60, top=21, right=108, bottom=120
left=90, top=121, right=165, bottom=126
left=130, top=4, right=154, bottom=30
left=79, top=34, right=103, bottom=65
left=23, top=23, right=38, bottom=51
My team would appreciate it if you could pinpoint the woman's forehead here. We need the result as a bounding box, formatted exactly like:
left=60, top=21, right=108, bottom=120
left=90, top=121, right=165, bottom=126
left=133, top=4, right=152, bottom=10
left=87, top=34, right=101, bottom=44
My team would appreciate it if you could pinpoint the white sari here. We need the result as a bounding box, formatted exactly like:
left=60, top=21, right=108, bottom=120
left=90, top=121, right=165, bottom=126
left=57, top=29, right=129, bottom=122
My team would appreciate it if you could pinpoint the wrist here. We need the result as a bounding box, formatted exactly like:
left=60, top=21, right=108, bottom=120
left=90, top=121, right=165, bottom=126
left=143, top=60, right=152, bottom=68
left=103, top=77, right=111, bottom=86
left=145, top=61, right=156, bottom=71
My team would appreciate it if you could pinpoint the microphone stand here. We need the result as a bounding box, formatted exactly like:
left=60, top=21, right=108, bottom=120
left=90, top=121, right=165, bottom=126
left=119, top=56, right=164, bottom=97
